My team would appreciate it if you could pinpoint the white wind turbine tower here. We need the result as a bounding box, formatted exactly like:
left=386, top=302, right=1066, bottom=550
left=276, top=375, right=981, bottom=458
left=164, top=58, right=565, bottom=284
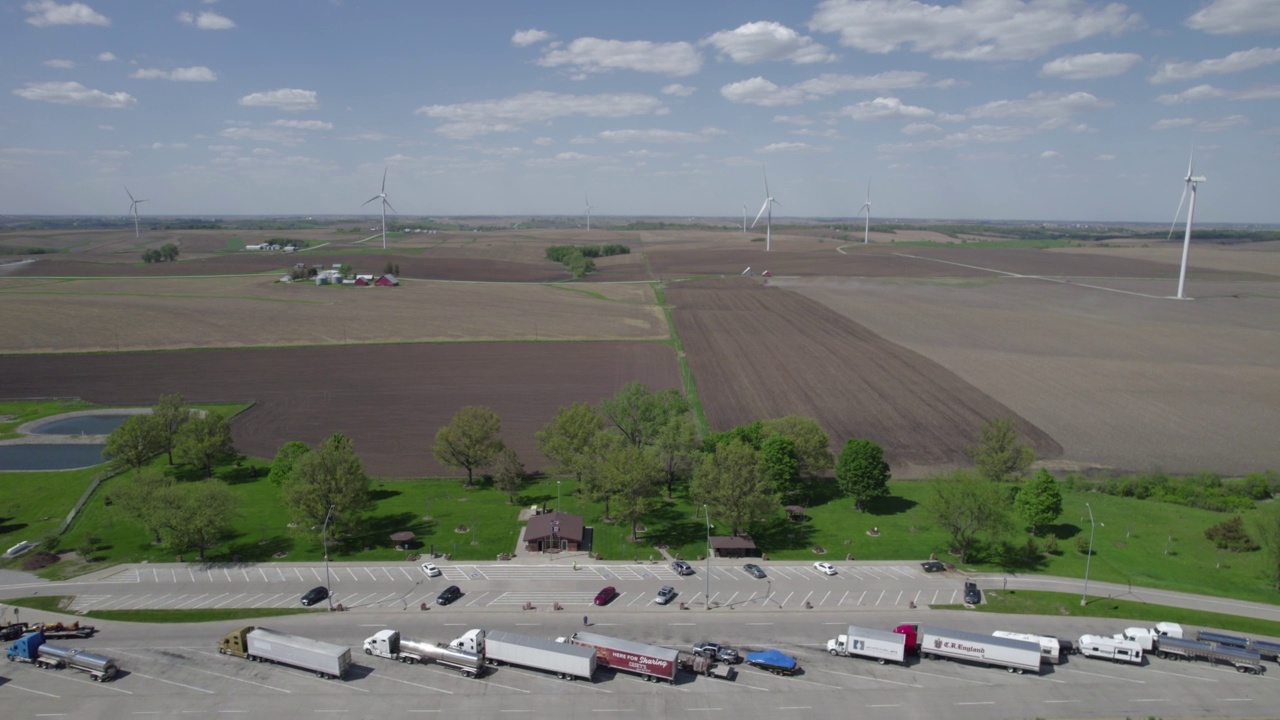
left=362, top=166, right=396, bottom=249
left=750, top=166, right=780, bottom=251
left=1168, top=152, right=1207, bottom=300
left=742, top=204, right=747, bottom=233
left=860, top=178, right=872, bottom=244
left=584, top=195, right=593, bottom=231
left=125, top=186, right=147, bottom=239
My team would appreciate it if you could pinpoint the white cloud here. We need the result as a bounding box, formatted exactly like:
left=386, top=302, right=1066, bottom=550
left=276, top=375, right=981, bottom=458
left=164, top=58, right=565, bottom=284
left=967, top=91, right=1112, bottom=119
left=131, top=66, right=217, bottom=82
left=177, top=10, right=235, bottom=30
left=1150, top=118, right=1196, bottom=130
left=525, top=152, right=607, bottom=167
left=1234, top=85, right=1280, bottom=100
left=839, top=96, right=935, bottom=120
left=532, top=137, right=554, bottom=146
left=1041, top=52, right=1142, bottom=79
left=701, top=21, right=836, bottom=64
left=597, top=128, right=716, bottom=144
left=876, top=124, right=1034, bottom=152
left=773, top=114, right=814, bottom=125
left=790, top=127, right=840, bottom=138
left=760, top=141, right=827, bottom=153
left=795, top=70, right=932, bottom=95
left=1156, top=84, right=1229, bottom=104
left=661, top=83, right=696, bottom=97
left=1186, top=0, right=1280, bottom=35
left=415, top=91, right=666, bottom=139
left=44, top=58, right=76, bottom=69
left=810, top=0, right=1140, bottom=61
left=901, top=122, right=942, bottom=135
left=720, top=76, right=806, bottom=106
left=569, top=136, right=597, bottom=145
left=1, top=147, right=74, bottom=156
left=146, top=142, right=188, bottom=150
left=98, top=124, right=113, bottom=130
left=24, top=0, right=109, bottom=27
left=1151, top=47, right=1280, bottom=84
left=1097, top=153, right=1116, bottom=160
left=511, top=29, right=551, bottom=47
left=12, top=81, right=135, bottom=108
left=96, top=51, right=115, bottom=62
left=537, top=37, right=702, bottom=76
left=219, top=127, right=303, bottom=145
left=94, top=149, right=130, bottom=159
left=1196, top=115, right=1249, bottom=132
left=271, top=119, right=333, bottom=130
left=238, top=88, right=318, bottom=111
left=1040, top=150, right=1061, bottom=159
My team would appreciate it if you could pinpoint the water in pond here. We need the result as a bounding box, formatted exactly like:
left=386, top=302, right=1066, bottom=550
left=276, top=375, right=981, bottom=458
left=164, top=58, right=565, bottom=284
left=0, top=444, right=106, bottom=471
left=32, top=414, right=133, bottom=435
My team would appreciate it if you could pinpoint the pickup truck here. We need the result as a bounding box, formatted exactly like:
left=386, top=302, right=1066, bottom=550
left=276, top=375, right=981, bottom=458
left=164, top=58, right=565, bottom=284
left=692, top=642, right=742, bottom=664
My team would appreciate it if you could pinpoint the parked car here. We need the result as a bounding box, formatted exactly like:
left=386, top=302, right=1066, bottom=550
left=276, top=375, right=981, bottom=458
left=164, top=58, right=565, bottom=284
left=594, top=586, right=619, bottom=606
left=655, top=586, right=677, bottom=605
left=420, top=562, right=442, bottom=577
left=437, top=585, right=463, bottom=605
left=300, top=586, right=329, bottom=607
left=920, top=560, right=947, bottom=573
left=964, top=581, right=982, bottom=605
left=670, top=560, right=694, bottom=576
left=743, top=563, right=766, bottom=579
left=814, top=561, right=837, bottom=576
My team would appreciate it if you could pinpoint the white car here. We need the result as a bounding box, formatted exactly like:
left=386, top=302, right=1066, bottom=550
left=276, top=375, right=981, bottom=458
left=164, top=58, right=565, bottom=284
left=420, top=562, right=442, bottom=577
left=813, top=561, right=837, bottom=576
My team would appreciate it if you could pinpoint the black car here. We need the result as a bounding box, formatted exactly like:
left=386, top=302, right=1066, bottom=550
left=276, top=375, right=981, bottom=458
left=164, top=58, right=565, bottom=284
left=300, top=586, right=329, bottom=607
left=670, top=560, right=694, bottom=576
left=964, top=581, right=982, bottom=605
left=743, top=563, right=766, bottom=579
left=921, top=560, right=947, bottom=573
left=437, top=585, right=463, bottom=605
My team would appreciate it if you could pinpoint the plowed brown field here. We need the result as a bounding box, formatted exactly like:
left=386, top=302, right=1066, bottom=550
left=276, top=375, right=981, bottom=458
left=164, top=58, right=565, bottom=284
left=667, top=278, right=1061, bottom=474
left=0, top=343, right=680, bottom=477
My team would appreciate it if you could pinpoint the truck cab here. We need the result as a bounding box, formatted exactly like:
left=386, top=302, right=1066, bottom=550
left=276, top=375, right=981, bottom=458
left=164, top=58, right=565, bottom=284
left=894, top=624, right=919, bottom=654
left=364, top=629, right=400, bottom=658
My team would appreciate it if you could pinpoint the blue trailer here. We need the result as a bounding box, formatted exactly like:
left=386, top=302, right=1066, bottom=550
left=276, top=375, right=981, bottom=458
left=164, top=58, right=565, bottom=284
left=745, top=649, right=799, bottom=676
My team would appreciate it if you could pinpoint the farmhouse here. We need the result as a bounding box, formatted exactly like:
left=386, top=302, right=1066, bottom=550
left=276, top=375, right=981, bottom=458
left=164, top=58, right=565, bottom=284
left=524, top=511, right=585, bottom=553
left=375, top=274, right=399, bottom=286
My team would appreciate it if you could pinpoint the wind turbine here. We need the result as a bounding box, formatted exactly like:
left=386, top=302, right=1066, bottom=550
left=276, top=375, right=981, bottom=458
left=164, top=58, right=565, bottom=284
left=362, top=166, right=396, bottom=249
left=742, top=204, right=747, bottom=233
left=1168, top=151, right=1206, bottom=300
left=125, top=186, right=147, bottom=239
left=860, top=178, right=872, bottom=244
left=584, top=195, right=593, bottom=231
left=750, top=166, right=779, bottom=252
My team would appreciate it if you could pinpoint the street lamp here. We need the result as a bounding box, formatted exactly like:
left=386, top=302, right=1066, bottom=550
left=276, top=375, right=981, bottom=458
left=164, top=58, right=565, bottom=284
left=557, top=480, right=561, bottom=514
left=1081, top=502, right=1096, bottom=607
left=704, top=504, right=713, bottom=610
left=323, top=504, right=335, bottom=611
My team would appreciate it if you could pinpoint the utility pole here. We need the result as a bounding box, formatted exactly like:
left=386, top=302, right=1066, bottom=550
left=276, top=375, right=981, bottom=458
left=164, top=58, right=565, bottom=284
left=704, top=504, right=713, bottom=610
left=323, top=504, right=336, bottom=611
left=1081, top=502, right=1096, bottom=607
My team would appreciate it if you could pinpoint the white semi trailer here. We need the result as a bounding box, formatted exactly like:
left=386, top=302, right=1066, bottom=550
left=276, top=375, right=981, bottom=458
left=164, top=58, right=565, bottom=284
left=914, top=625, right=1041, bottom=675
left=826, top=625, right=907, bottom=665
left=364, top=629, right=484, bottom=678
left=993, top=630, right=1064, bottom=665
left=218, top=626, right=351, bottom=680
left=451, top=629, right=596, bottom=681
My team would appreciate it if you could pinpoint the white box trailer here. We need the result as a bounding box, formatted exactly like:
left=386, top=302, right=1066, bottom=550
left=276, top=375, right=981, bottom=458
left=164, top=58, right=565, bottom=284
left=451, top=629, right=595, bottom=681
left=1077, top=634, right=1144, bottom=665
left=826, top=625, right=907, bottom=665
left=917, top=625, right=1041, bottom=675
left=219, top=626, right=351, bottom=680
left=993, top=630, right=1064, bottom=665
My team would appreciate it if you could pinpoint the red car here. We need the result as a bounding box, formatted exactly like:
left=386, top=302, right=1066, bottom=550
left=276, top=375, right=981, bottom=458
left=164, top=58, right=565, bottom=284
left=593, top=586, right=618, bottom=606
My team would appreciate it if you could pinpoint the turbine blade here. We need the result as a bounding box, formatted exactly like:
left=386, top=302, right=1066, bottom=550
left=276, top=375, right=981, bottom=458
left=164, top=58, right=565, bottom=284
left=384, top=198, right=397, bottom=215
left=382, top=166, right=388, bottom=193
left=362, top=196, right=381, bottom=206
left=1167, top=183, right=1189, bottom=242
left=1185, top=150, right=1194, bottom=180
left=125, top=186, right=135, bottom=202
left=771, top=198, right=781, bottom=207
left=762, top=166, right=770, bottom=198
left=751, top=200, right=769, bottom=228
left=866, top=177, right=872, bottom=202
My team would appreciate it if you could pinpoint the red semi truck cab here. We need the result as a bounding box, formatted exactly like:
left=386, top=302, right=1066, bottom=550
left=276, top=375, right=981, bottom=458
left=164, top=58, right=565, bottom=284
left=895, top=624, right=919, bottom=655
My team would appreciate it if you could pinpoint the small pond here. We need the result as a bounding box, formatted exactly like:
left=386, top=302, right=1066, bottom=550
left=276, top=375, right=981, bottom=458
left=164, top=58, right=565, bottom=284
left=31, top=414, right=132, bottom=435
left=0, top=444, right=106, bottom=471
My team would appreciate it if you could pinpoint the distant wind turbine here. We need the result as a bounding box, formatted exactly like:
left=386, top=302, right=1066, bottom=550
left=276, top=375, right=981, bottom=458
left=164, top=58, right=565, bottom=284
left=750, top=166, right=779, bottom=252
left=584, top=195, right=593, bottom=231
left=125, top=186, right=147, bottom=239
left=1168, top=151, right=1206, bottom=300
left=860, top=178, right=872, bottom=244
left=742, top=204, right=747, bottom=233
left=362, top=166, right=396, bottom=249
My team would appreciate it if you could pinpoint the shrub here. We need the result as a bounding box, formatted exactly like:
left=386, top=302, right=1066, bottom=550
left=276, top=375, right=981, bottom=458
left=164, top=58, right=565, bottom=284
left=22, top=552, right=60, bottom=571
left=1075, top=534, right=1093, bottom=555
left=1204, top=516, right=1259, bottom=552
left=1043, top=533, right=1059, bottom=555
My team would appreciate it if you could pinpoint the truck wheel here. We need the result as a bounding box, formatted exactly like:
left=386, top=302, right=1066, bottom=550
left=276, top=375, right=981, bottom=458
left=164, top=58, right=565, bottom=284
left=829, top=649, right=839, bottom=656
left=365, top=648, right=372, bottom=655
left=1016, top=668, right=1025, bottom=675
left=1237, top=666, right=1247, bottom=673
left=877, top=658, right=887, bottom=665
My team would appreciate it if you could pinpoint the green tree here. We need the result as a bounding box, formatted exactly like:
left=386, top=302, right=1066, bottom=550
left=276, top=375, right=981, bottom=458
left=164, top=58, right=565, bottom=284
left=690, top=439, right=779, bottom=536
left=102, top=413, right=163, bottom=475
left=268, top=441, right=311, bottom=487
left=600, top=443, right=662, bottom=541
left=160, top=242, right=179, bottom=261
left=1013, top=468, right=1063, bottom=535
left=173, top=411, right=235, bottom=478
left=924, top=471, right=1014, bottom=563
left=703, top=421, right=764, bottom=452
left=835, top=438, right=891, bottom=512
left=281, top=433, right=374, bottom=539
left=759, top=434, right=799, bottom=495
left=1254, top=503, right=1280, bottom=590
left=165, top=481, right=239, bottom=561
left=536, top=402, right=604, bottom=488
left=433, top=406, right=504, bottom=488
left=599, top=383, right=688, bottom=448
left=111, top=469, right=176, bottom=544
left=492, top=447, right=526, bottom=504
left=153, top=393, right=192, bottom=465
left=339, top=262, right=353, bottom=278
left=968, top=418, right=1036, bottom=482
left=760, top=415, right=834, bottom=476
left=652, top=414, right=698, bottom=498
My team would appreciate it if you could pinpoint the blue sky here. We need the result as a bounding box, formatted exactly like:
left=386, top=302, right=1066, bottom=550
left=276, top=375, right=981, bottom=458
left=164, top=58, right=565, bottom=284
left=2, top=0, right=1278, bottom=223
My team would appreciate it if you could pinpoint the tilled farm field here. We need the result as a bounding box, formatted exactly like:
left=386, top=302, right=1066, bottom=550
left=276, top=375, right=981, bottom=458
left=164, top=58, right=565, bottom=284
left=667, top=277, right=1061, bottom=475
left=0, top=343, right=680, bottom=477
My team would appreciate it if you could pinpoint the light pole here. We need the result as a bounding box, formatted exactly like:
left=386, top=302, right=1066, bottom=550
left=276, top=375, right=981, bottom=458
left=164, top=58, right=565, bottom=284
left=704, top=504, right=713, bottom=610
left=323, top=504, right=336, bottom=611
left=1081, top=502, right=1096, bottom=607
left=557, top=480, right=561, bottom=514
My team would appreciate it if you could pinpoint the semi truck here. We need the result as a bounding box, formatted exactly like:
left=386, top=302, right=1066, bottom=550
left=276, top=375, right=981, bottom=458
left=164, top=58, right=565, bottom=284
left=218, top=626, right=351, bottom=680
left=5, top=630, right=119, bottom=681
left=826, top=625, right=907, bottom=665
left=557, top=631, right=680, bottom=684
left=993, top=630, right=1064, bottom=665
left=1152, top=635, right=1264, bottom=675
left=900, top=624, right=1041, bottom=675
left=1121, top=622, right=1183, bottom=651
left=1076, top=634, right=1144, bottom=665
left=452, top=629, right=595, bottom=681
left=364, top=629, right=484, bottom=678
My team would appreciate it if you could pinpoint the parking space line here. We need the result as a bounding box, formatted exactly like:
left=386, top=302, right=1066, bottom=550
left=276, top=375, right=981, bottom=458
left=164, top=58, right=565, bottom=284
left=376, top=674, right=454, bottom=694
left=626, top=593, right=644, bottom=607
left=409, top=594, right=432, bottom=608
left=214, top=593, right=247, bottom=609
left=201, top=593, right=231, bottom=608
left=182, top=663, right=292, bottom=693
left=8, top=684, right=60, bottom=698
left=780, top=591, right=793, bottom=607
left=800, top=591, right=813, bottom=607
left=874, top=590, right=885, bottom=606
left=813, top=667, right=922, bottom=688
left=62, top=673, right=133, bottom=694
left=465, top=591, right=490, bottom=607
left=819, top=591, right=831, bottom=606
left=912, top=590, right=921, bottom=606
left=893, top=590, right=902, bottom=606
left=173, top=593, right=210, bottom=609
left=400, top=567, right=415, bottom=581
left=251, top=593, right=283, bottom=608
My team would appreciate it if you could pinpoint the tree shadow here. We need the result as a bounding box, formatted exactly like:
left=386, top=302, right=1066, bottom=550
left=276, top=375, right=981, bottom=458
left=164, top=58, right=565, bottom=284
left=353, top=512, right=423, bottom=550
left=866, top=495, right=918, bottom=517
left=369, top=488, right=401, bottom=502
left=0, top=518, right=27, bottom=535
left=749, top=516, right=815, bottom=552
left=216, top=464, right=264, bottom=486
left=790, top=478, right=842, bottom=507
left=1044, top=522, right=1082, bottom=541
left=225, top=534, right=295, bottom=562
left=643, top=503, right=705, bottom=549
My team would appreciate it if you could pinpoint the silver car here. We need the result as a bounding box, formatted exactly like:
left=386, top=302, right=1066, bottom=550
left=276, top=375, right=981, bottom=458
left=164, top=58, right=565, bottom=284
left=655, top=585, right=677, bottom=604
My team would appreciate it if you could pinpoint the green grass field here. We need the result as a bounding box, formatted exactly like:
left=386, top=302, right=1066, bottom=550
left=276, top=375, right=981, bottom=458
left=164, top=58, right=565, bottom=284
left=2, top=595, right=311, bottom=624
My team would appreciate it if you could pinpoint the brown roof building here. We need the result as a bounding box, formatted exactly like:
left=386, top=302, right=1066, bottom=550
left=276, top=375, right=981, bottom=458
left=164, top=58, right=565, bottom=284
left=524, top=511, right=585, bottom=553
left=710, top=535, right=757, bottom=558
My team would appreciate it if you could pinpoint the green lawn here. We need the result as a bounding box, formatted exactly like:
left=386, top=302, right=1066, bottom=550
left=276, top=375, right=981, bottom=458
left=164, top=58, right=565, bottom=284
left=0, top=398, right=96, bottom=440
left=2, top=595, right=311, bottom=624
